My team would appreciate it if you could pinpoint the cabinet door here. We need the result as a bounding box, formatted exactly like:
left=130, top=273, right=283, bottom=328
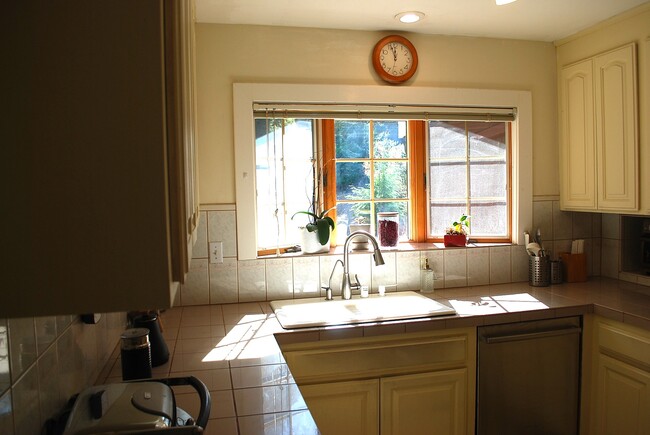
left=559, top=59, right=596, bottom=210
left=299, top=379, right=379, bottom=435
left=592, top=354, right=650, bottom=435
left=380, top=369, right=468, bottom=435
left=594, top=43, right=638, bottom=211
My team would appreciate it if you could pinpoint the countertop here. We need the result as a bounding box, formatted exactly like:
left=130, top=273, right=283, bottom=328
left=273, top=277, right=650, bottom=346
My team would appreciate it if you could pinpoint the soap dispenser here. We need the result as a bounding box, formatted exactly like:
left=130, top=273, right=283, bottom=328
left=420, top=258, right=436, bottom=294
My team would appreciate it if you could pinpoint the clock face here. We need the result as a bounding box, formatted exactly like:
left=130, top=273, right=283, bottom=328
left=379, top=42, right=413, bottom=77
left=372, top=35, right=418, bottom=84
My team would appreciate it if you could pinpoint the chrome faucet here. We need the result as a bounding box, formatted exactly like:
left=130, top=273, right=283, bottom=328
left=340, top=231, right=385, bottom=300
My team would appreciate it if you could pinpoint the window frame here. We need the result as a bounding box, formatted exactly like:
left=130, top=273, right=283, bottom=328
left=323, top=120, right=512, bottom=245
left=233, top=83, right=532, bottom=260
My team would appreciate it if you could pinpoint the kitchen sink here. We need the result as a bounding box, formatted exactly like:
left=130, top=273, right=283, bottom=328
left=270, top=291, right=456, bottom=329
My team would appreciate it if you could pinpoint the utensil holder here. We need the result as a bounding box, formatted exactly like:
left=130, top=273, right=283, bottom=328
left=529, top=256, right=551, bottom=287
left=551, top=260, right=563, bottom=284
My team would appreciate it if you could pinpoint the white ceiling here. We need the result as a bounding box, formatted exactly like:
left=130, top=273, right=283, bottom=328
left=196, top=0, right=648, bottom=42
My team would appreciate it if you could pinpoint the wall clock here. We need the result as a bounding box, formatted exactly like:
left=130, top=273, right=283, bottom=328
left=372, top=35, right=418, bottom=84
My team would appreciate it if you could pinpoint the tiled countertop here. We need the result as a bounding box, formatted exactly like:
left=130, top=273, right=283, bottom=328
left=97, top=277, right=650, bottom=435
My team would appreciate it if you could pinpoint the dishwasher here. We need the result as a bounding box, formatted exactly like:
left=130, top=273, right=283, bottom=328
left=477, top=316, right=581, bottom=435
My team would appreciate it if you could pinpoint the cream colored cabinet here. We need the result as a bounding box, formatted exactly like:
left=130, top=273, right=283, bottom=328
left=381, top=369, right=468, bottom=435
left=582, top=316, right=650, bottom=435
left=300, top=379, right=379, bottom=435
left=281, top=328, right=476, bottom=435
left=2, top=0, right=199, bottom=317
left=559, top=43, right=638, bottom=212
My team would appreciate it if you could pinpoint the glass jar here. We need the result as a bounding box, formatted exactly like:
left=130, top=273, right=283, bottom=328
left=377, top=212, right=399, bottom=247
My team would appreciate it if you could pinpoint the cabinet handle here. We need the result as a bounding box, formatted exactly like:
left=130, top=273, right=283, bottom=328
left=482, top=327, right=581, bottom=344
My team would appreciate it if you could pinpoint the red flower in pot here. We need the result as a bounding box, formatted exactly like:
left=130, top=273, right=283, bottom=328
left=444, top=214, right=470, bottom=247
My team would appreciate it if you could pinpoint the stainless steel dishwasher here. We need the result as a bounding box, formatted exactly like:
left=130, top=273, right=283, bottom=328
left=477, top=316, right=581, bottom=435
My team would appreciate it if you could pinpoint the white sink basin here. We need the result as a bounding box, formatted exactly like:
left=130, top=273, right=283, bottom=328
left=271, top=291, right=456, bottom=329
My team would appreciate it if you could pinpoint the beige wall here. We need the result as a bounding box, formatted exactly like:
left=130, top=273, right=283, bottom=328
left=556, top=4, right=650, bottom=213
left=195, top=24, right=558, bottom=204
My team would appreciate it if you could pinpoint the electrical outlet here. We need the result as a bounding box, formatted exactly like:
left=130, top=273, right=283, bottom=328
left=209, top=241, right=223, bottom=264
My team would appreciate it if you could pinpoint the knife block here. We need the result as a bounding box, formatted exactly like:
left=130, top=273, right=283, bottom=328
left=559, top=253, right=587, bottom=282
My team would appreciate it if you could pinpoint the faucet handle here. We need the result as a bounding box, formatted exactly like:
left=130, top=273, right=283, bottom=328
left=351, top=274, right=362, bottom=290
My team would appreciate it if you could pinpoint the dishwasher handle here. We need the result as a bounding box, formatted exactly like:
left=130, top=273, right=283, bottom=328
left=482, top=326, right=581, bottom=344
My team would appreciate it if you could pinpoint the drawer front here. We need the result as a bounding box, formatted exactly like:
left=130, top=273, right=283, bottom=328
left=284, top=330, right=472, bottom=384
left=597, top=319, right=650, bottom=371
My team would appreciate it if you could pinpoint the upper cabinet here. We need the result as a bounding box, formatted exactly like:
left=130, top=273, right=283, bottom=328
left=1, top=0, right=199, bottom=318
left=559, top=43, right=639, bottom=213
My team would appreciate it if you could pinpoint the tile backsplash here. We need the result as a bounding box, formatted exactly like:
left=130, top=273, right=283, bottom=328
left=0, top=313, right=126, bottom=435
left=178, top=198, right=641, bottom=306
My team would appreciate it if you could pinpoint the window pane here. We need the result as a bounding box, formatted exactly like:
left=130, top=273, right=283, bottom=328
left=373, top=121, right=407, bottom=158
left=375, top=201, right=409, bottom=240
left=470, top=161, right=506, bottom=198
left=336, top=162, right=370, bottom=200
left=254, top=118, right=314, bottom=249
left=468, top=201, right=507, bottom=236
left=337, top=202, right=372, bottom=234
left=374, top=162, right=408, bottom=200
left=335, top=121, right=370, bottom=158
left=429, top=162, right=467, bottom=199
left=429, top=121, right=466, bottom=159
left=429, top=203, right=467, bottom=235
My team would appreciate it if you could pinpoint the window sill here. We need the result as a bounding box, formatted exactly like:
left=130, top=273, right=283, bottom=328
left=258, top=241, right=515, bottom=259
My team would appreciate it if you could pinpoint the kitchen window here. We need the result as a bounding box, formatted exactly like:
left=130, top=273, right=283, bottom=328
left=234, top=84, right=532, bottom=260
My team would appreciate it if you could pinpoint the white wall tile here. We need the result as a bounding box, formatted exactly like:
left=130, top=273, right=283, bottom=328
left=34, top=317, right=56, bottom=356
left=37, top=345, right=62, bottom=427
left=238, top=260, right=266, bottom=302
left=208, top=210, right=238, bottom=257
left=266, top=258, right=293, bottom=301
left=592, top=213, right=602, bottom=238
left=444, top=249, right=467, bottom=288
left=552, top=201, right=572, bottom=240
left=601, top=238, right=620, bottom=278
left=12, top=364, right=40, bottom=435
left=592, top=238, right=602, bottom=276
left=292, top=257, right=320, bottom=298
left=348, top=253, right=372, bottom=295
left=511, top=245, right=529, bottom=283
left=192, top=211, right=208, bottom=259
left=8, top=318, right=35, bottom=383
left=467, top=248, right=490, bottom=286
left=320, top=255, right=343, bottom=296
left=371, top=252, right=396, bottom=292
left=210, top=259, right=239, bottom=304
left=490, top=246, right=512, bottom=284
left=180, top=259, right=210, bottom=306
left=572, top=212, right=593, bottom=239
left=532, top=200, right=553, bottom=242
left=422, top=250, right=444, bottom=289
left=396, top=251, right=421, bottom=291
left=601, top=214, right=621, bottom=240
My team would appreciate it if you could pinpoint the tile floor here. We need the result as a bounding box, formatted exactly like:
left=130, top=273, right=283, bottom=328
left=97, top=303, right=319, bottom=435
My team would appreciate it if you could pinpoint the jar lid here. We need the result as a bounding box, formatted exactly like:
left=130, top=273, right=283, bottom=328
left=377, top=212, right=398, bottom=217
left=121, top=328, right=150, bottom=349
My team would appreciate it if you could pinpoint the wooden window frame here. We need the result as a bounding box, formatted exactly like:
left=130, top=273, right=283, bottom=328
left=323, top=120, right=512, bottom=245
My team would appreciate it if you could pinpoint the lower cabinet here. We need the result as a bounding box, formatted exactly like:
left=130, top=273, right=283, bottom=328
left=280, top=327, right=476, bottom=435
left=300, top=379, right=379, bottom=435
left=583, top=315, right=650, bottom=435
left=381, top=369, right=468, bottom=435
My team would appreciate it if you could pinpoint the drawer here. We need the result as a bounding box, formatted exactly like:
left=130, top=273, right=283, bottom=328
left=282, top=329, right=473, bottom=384
left=597, top=319, right=650, bottom=371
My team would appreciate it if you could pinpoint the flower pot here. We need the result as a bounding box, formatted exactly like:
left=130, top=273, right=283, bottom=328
left=444, top=234, right=467, bottom=247
left=300, top=227, right=330, bottom=254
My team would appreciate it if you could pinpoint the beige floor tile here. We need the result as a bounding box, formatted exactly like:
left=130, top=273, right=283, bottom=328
left=204, top=417, right=239, bottom=435
left=230, top=364, right=292, bottom=389
left=238, top=410, right=318, bottom=435
left=233, top=384, right=306, bottom=416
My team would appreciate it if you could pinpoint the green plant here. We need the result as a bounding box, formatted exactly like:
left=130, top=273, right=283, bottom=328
left=446, top=214, right=470, bottom=236
left=292, top=207, right=336, bottom=245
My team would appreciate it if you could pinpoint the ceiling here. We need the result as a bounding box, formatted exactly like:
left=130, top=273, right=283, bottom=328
left=195, top=0, right=648, bottom=42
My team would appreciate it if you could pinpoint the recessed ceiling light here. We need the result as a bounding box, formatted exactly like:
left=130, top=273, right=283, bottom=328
left=496, top=0, right=517, bottom=5
left=395, top=11, right=425, bottom=24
